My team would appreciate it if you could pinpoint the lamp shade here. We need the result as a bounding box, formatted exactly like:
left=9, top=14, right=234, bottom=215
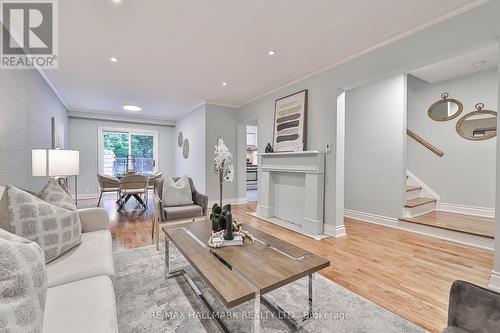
left=48, top=150, right=80, bottom=176
left=32, top=149, right=48, bottom=176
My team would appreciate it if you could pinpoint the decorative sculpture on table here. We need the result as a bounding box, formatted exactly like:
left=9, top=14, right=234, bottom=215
left=208, top=137, right=254, bottom=248
left=208, top=203, right=254, bottom=248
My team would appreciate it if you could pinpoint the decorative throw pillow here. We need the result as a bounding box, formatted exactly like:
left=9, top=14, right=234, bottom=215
left=0, top=228, right=47, bottom=333
left=37, top=178, right=77, bottom=211
left=5, top=185, right=82, bottom=263
left=162, top=176, right=193, bottom=206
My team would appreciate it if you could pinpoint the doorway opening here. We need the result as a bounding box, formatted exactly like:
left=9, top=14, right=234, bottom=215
left=246, top=121, right=258, bottom=202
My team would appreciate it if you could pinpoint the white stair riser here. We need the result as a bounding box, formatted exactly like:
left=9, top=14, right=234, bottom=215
left=406, top=189, right=421, bottom=200
left=405, top=201, right=436, bottom=217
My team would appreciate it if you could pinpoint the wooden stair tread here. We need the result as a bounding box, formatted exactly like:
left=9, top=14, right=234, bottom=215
left=406, top=185, right=422, bottom=192
left=399, top=211, right=494, bottom=239
left=405, top=197, right=436, bottom=208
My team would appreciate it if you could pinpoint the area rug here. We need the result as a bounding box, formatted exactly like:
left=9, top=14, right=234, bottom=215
left=113, top=245, right=426, bottom=333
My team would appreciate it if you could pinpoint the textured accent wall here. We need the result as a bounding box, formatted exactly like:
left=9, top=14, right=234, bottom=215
left=0, top=70, right=68, bottom=191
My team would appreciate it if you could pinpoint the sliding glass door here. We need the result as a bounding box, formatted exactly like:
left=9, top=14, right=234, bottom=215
left=98, top=127, right=158, bottom=175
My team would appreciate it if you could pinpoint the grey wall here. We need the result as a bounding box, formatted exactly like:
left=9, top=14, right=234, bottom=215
left=236, top=71, right=337, bottom=226
left=345, top=75, right=407, bottom=218
left=205, top=104, right=238, bottom=202
left=174, top=104, right=206, bottom=193
left=69, top=117, right=175, bottom=196
left=0, top=69, right=68, bottom=191
left=233, top=0, right=500, bottom=227
left=407, top=70, right=497, bottom=208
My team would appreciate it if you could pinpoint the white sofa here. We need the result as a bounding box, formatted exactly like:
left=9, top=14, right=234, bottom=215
left=0, top=186, right=118, bottom=333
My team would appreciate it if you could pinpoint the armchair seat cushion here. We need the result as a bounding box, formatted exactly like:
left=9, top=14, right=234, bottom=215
left=163, top=204, right=203, bottom=221
left=46, top=230, right=114, bottom=287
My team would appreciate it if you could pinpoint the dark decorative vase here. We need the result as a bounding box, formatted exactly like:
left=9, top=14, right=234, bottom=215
left=224, top=206, right=234, bottom=240
left=219, top=217, right=226, bottom=231
left=211, top=217, right=220, bottom=232
left=265, top=143, right=273, bottom=153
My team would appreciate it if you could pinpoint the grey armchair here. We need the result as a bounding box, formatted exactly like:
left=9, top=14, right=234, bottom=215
left=152, top=176, right=208, bottom=249
left=442, top=280, right=500, bottom=333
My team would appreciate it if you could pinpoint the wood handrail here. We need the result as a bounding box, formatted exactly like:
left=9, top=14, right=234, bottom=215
left=407, top=129, right=444, bottom=157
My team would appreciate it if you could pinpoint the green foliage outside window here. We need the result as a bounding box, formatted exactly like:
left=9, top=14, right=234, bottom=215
left=131, top=135, right=153, bottom=158
left=104, top=132, right=153, bottom=158
left=104, top=133, right=129, bottom=157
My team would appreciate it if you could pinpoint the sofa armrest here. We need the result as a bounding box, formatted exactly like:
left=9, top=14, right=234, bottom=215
left=193, top=190, right=208, bottom=216
left=78, top=208, right=110, bottom=232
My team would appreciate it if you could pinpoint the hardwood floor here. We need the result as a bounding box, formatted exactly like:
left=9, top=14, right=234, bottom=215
left=79, top=195, right=494, bottom=333
left=399, top=211, right=495, bottom=238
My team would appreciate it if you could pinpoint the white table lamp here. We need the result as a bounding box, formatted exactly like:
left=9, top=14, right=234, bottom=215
left=32, top=149, right=80, bottom=204
left=32, top=149, right=48, bottom=177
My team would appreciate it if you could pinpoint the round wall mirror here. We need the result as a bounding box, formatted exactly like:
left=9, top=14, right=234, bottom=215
left=456, top=103, right=497, bottom=141
left=428, top=93, right=463, bottom=121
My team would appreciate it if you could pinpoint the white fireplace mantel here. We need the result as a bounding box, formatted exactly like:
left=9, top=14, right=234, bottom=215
left=254, top=151, right=326, bottom=239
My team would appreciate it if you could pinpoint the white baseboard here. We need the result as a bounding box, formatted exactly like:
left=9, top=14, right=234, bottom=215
left=324, top=224, right=346, bottom=238
left=489, top=270, right=500, bottom=292
left=438, top=202, right=495, bottom=219
left=208, top=197, right=248, bottom=207
left=345, top=208, right=494, bottom=251
left=247, top=212, right=330, bottom=240
left=344, top=209, right=399, bottom=227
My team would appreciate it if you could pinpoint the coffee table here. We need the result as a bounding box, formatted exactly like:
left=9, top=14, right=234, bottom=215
left=162, top=221, right=330, bottom=332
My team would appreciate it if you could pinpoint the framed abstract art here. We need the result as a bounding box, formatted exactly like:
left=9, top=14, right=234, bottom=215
left=272, top=89, right=308, bottom=152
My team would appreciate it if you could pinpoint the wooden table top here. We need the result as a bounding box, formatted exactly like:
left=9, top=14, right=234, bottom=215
left=164, top=221, right=330, bottom=308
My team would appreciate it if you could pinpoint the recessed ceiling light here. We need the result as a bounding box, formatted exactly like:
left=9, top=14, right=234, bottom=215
left=268, top=50, right=276, bottom=56
left=222, top=82, right=228, bottom=86
left=110, top=57, right=118, bottom=63
left=471, top=60, right=486, bottom=68
left=123, top=104, right=141, bottom=111
left=112, top=0, right=122, bottom=4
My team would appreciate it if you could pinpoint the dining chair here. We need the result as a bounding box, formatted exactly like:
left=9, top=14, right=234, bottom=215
left=96, top=174, right=120, bottom=207
left=118, top=175, right=149, bottom=211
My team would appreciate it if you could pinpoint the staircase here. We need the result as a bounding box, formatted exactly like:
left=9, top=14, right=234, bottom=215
left=403, top=173, right=437, bottom=218
left=398, top=171, right=494, bottom=251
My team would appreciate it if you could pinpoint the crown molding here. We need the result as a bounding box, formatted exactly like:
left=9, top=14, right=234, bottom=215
left=69, top=109, right=176, bottom=126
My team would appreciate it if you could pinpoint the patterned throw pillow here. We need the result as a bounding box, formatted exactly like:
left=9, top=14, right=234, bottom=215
left=0, top=228, right=47, bottom=333
left=5, top=185, right=82, bottom=263
left=162, top=175, right=193, bottom=206
left=37, top=178, right=77, bottom=211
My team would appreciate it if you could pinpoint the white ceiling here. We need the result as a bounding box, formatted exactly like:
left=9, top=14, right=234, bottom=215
left=409, top=43, right=498, bottom=83
left=45, top=0, right=481, bottom=120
